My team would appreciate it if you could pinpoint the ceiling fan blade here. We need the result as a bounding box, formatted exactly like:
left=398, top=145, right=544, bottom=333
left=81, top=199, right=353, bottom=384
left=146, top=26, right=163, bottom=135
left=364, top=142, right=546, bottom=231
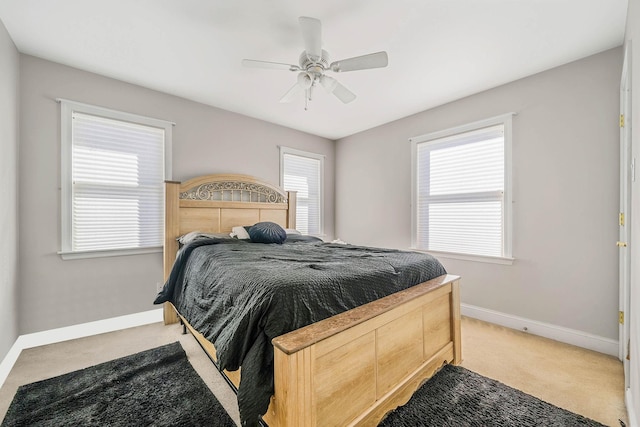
left=299, top=17, right=322, bottom=61
left=242, top=59, right=299, bottom=71
left=331, top=82, right=357, bottom=104
left=279, top=82, right=304, bottom=103
left=319, top=75, right=356, bottom=104
left=330, top=51, right=388, bottom=72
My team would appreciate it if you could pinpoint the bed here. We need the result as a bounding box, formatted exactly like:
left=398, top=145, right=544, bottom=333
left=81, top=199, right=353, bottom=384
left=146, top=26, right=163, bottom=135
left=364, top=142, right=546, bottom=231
left=157, top=173, right=461, bottom=426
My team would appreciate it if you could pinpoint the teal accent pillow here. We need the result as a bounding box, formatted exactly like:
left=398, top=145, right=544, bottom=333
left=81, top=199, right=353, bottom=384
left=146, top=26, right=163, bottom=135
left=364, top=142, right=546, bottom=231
left=248, top=222, right=287, bottom=244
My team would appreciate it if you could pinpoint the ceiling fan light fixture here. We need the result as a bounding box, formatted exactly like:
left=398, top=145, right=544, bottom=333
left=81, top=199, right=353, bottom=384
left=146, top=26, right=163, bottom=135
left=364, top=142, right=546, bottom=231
left=319, top=75, right=337, bottom=93
left=320, top=75, right=356, bottom=103
left=297, top=72, right=313, bottom=89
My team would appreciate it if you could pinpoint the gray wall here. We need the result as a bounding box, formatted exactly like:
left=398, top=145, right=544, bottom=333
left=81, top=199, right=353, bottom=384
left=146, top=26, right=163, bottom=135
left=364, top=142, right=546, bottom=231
left=0, top=19, right=19, bottom=361
left=336, top=47, right=622, bottom=340
left=625, top=0, right=640, bottom=419
left=18, top=55, right=335, bottom=334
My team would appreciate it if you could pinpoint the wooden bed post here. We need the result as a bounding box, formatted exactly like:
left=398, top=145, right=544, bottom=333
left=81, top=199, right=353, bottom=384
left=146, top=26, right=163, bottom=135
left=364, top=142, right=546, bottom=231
left=286, top=191, right=297, bottom=229
left=451, top=279, right=462, bottom=364
left=163, top=180, right=180, bottom=325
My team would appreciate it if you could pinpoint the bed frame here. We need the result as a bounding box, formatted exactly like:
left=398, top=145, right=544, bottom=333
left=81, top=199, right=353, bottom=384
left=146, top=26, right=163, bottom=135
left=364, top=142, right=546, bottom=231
left=163, top=173, right=461, bottom=426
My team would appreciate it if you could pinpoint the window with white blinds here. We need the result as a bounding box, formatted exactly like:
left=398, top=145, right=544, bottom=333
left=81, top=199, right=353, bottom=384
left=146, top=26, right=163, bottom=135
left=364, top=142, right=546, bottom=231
left=411, top=114, right=513, bottom=261
left=59, top=100, right=172, bottom=259
left=280, top=147, right=324, bottom=236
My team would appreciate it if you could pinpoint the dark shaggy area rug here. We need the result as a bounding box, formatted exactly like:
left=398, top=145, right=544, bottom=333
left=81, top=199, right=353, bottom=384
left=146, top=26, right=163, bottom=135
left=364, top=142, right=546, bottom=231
left=1, top=342, right=236, bottom=427
left=378, top=364, right=606, bottom=427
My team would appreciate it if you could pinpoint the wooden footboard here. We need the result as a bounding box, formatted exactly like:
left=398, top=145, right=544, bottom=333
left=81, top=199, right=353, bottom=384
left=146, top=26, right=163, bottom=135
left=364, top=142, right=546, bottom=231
left=265, top=273, right=461, bottom=427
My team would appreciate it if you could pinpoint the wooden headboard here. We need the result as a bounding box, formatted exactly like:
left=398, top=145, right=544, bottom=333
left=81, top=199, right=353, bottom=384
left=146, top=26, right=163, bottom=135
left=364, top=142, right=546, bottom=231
left=164, top=173, right=296, bottom=281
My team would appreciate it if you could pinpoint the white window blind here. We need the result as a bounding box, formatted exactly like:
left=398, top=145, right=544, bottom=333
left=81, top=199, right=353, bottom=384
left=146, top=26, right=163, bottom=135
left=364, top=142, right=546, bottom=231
left=60, top=100, right=172, bottom=258
left=280, top=148, right=323, bottom=236
left=411, top=114, right=513, bottom=260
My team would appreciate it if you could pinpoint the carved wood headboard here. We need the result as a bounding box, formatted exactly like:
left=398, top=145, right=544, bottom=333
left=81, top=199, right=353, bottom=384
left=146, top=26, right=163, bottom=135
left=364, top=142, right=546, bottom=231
left=164, top=174, right=296, bottom=281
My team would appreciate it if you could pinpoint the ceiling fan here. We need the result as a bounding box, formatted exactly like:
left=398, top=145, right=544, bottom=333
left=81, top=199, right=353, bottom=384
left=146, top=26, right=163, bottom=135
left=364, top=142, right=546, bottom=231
left=242, top=16, right=388, bottom=109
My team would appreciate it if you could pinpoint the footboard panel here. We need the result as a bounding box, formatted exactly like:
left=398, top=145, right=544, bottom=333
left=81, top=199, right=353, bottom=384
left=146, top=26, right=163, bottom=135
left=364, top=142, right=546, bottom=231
left=267, top=274, right=461, bottom=427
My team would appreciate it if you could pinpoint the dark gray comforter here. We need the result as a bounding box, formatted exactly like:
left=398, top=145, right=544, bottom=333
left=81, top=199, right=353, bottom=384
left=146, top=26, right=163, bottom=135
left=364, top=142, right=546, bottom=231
left=154, top=238, right=446, bottom=426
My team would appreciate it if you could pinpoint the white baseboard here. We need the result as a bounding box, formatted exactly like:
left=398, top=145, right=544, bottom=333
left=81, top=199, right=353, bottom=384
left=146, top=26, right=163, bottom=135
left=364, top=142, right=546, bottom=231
left=0, top=306, right=621, bottom=401
left=627, top=388, right=638, bottom=427
left=0, top=343, right=22, bottom=395
left=0, top=309, right=163, bottom=389
left=461, top=304, right=619, bottom=357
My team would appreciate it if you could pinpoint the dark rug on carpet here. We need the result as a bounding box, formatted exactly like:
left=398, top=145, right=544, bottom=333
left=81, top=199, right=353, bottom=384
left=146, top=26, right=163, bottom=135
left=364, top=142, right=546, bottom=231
left=378, top=364, right=606, bottom=427
left=1, top=342, right=236, bottom=427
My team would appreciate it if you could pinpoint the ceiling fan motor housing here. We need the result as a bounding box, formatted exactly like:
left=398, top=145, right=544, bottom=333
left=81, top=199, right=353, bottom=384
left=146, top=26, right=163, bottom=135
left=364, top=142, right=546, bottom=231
left=299, top=49, right=329, bottom=71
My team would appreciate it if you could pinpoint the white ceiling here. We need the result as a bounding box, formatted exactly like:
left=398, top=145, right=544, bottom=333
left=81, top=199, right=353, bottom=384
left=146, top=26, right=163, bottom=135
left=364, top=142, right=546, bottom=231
left=0, top=0, right=628, bottom=140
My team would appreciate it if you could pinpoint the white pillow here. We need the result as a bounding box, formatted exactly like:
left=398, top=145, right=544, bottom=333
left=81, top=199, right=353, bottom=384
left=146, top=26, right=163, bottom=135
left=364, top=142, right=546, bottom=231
left=284, top=228, right=301, bottom=235
left=230, top=226, right=251, bottom=240
left=178, top=231, right=230, bottom=245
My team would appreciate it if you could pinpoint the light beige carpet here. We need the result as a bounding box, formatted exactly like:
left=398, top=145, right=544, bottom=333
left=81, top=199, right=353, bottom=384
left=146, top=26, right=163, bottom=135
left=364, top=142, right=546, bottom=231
left=0, top=317, right=628, bottom=426
left=460, top=317, right=627, bottom=426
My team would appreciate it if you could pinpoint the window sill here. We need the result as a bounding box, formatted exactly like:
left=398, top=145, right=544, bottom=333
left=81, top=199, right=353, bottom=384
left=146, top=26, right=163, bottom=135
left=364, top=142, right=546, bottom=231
left=59, top=246, right=162, bottom=260
left=410, top=248, right=515, bottom=265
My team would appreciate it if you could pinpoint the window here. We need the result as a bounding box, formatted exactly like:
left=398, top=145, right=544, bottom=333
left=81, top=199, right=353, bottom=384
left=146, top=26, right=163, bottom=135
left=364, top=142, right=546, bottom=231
left=59, top=99, right=172, bottom=259
left=280, top=147, right=324, bottom=236
left=411, top=114, right=513, bottom=262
